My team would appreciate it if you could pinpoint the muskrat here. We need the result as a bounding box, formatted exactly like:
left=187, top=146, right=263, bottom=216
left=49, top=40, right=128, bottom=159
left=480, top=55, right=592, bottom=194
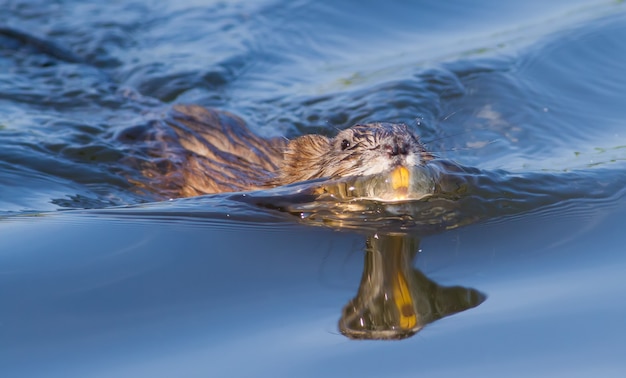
left=128, top=104, right=433, bottom=198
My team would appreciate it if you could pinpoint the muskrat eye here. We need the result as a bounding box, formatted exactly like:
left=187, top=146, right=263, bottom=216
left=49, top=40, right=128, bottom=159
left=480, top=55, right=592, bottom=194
left=340, top=139, right=351, bottom=150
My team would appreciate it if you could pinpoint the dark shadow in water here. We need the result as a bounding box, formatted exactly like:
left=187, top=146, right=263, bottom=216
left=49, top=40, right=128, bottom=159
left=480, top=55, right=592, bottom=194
left=340, top=233, right=485, bottom=340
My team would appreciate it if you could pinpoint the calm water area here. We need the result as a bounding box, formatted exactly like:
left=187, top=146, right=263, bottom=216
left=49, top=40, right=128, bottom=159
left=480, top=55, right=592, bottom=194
left=1, top=0, right=626, bottom=376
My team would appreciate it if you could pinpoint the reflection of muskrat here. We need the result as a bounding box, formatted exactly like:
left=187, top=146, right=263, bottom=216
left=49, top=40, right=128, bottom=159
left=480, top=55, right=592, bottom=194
left=132, top=105, right=433, bottom=198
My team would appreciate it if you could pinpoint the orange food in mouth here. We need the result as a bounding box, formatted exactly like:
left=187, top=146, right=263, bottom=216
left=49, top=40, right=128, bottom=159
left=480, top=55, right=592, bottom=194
left=390, top=166, right=410, bottom=191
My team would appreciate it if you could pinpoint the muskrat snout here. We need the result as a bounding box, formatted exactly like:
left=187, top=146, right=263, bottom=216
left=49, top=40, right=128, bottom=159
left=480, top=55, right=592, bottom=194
left=384, top=139, right=411, bottom=157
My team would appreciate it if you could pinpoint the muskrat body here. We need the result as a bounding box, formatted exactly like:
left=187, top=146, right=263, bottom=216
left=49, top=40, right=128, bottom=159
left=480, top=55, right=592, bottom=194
left=130, top=104, right=432, bottom=198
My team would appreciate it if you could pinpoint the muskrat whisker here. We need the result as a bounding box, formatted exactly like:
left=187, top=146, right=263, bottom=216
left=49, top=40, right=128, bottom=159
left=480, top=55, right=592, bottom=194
left=425, top=139, right=498, bottom=153
left=440, top=110, right=460, bottom=122
left=423, top=131, right=474, bottom=144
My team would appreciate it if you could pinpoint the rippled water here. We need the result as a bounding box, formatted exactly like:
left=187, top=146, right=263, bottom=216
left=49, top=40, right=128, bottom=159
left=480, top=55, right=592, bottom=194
left=2, top=0, right=626, bottom=376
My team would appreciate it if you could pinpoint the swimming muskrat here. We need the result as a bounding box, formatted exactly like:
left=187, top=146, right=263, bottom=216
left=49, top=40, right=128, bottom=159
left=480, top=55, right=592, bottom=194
left=129, top=104, right=433, bottom=198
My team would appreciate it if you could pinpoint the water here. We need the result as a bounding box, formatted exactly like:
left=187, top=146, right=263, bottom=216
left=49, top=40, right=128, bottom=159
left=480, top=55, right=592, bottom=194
left=2, top=0, right=626, bottom=376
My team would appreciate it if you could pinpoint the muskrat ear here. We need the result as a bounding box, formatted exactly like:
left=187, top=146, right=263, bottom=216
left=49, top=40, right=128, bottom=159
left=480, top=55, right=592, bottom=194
left=276, top=134, right=331, bottom=183
left=285, top=134, right=330, bottom=157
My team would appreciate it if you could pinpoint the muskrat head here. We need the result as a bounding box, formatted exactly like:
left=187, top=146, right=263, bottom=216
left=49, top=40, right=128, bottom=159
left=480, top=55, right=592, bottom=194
left=275, top=122, right=433, bottom=185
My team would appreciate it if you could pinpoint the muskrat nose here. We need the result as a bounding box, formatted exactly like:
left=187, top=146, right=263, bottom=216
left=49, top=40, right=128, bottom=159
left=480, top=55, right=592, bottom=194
left=386, top=141, right=409, bottom=156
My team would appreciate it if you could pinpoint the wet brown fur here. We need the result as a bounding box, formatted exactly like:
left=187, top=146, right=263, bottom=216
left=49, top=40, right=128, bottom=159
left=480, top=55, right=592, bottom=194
left=131, top=104, right=432, bottom=198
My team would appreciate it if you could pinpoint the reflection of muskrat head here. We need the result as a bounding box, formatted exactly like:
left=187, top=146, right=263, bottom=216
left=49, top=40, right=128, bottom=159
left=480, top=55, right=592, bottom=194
left=126, top=105, right=433, bottom=198
left=274, top=123, right=433, bottom=185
